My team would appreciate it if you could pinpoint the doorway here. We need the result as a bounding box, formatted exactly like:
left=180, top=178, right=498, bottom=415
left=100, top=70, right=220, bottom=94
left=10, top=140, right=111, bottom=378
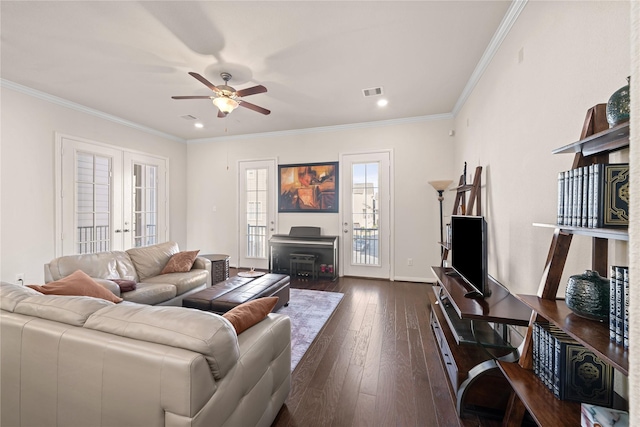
left=56, top=134, right=168, bottom=256
left=238, top=159, right=277, bottom=270
left=340, top=151, right=392, bottom=279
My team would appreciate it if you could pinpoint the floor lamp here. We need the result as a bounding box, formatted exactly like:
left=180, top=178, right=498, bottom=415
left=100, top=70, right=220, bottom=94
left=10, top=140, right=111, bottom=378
left=428, top=180, right=453, bottom=256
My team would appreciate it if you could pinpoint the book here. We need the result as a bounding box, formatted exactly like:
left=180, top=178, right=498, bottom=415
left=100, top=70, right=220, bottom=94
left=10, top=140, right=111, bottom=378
left=564, top=168, right=571, bottom=226
left=609, top=266, right=617, bottom=342
left=558, top=171, right=565, bottom=225
left=563, top=345, right=614, bottom=406
left=576, top=167, right=583, bottom=227
left=533, top=322, right=540, bottom=377
left=581, top=403, right=628, bottom=427
left=539, top=322, right=550, bottom=389
left=614, top=266, right=624, bottom=345
left=623, top=267, right=629, bottom=349
left=551, top=328, right=579, bottom=399
left=572, top=168, right=579, bottom=226
left=589, top=164, right=601, bottom=228
left=581, top=166, right=589, bottom=227
left=593, top=163, right=629, bottom=228
left=588, top=164, right=596, bottom=228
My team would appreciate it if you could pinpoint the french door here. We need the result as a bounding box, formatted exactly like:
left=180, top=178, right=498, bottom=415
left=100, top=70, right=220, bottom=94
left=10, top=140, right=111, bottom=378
left=123, top=152, right=167, bottom=249
left=56, top=134, right=167, bottom=256
left=341, top=151, right=392, bottom=279
left=238, top=159, right=277, bottom=270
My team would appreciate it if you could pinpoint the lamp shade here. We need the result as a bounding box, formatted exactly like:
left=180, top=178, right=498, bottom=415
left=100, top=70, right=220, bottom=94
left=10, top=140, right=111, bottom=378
left=213, top=96, right=239, bottom=114
left=428, top=180, right=453, bottom=192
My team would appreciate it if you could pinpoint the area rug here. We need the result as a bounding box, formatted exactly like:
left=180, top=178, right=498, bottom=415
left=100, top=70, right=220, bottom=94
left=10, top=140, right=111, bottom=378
left=275, top=288, right=343, bottom=371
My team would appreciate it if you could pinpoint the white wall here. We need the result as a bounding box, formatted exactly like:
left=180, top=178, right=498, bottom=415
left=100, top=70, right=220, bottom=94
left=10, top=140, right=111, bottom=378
left=0, top=87, right=189, bottom=285
left=186, top=118, right=455, bottom=281
left=453, top=1, right=630, bottom=296
left=627, top=2, right=639, bottom=421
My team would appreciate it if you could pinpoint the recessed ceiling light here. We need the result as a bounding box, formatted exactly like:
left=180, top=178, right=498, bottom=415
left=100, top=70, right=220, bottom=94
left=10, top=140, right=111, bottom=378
left=377, top=99, right=388, bottom=107
left=194, top=123, right=204, bottom=128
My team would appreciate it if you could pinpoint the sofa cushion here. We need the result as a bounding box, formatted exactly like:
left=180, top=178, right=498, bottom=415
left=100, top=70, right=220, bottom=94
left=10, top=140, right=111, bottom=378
left=223, top=297, right=279, bottom=334
left=1, top=281, right=43, bottom=312
left=161, top=250, right=200, bottom=274
left=84, top=303, right=240, bottom=380
left=143, top=270, right=208, bottom=296
left=28, top=270, right=123, bottom=303
left=120, top=282, right=177, bottom=305
left=14, top=294, right=115, bottom=326
left=126, top=241, right=179, bottom=281
left=45, top=251, right=137, bottom=282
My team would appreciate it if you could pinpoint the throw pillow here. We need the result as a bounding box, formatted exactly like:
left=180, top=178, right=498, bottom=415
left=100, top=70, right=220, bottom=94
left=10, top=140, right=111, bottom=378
left=223, top=297, right=279, bottom=334
left=111, top=279, right=137, bottom=292
left=27, top=270, right=123, bottom=303
left=161, top=250, right=200, bottom=274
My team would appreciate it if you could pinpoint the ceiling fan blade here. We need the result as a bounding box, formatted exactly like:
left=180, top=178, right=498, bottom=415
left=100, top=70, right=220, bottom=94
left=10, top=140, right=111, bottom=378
left=171, top=95, right=213, bottom=100
left=236, top=85, right=267, bottom=98
left=239, top=101, right=271, bottom=115
left=188, top=72, right=221, bottom=94
left=217, top=110, right=227, bottom=118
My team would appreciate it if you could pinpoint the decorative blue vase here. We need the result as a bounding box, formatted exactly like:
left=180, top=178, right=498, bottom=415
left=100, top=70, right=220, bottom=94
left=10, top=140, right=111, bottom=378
left=606, top=76, right=630, bottom=127
left=565, top=270, right=610, bottom=321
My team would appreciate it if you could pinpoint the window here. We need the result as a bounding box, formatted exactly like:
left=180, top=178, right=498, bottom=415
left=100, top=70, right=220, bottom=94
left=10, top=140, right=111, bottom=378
left=76, top=152, right=111, bottom=254
left=132, top=163, right=158, bottom=247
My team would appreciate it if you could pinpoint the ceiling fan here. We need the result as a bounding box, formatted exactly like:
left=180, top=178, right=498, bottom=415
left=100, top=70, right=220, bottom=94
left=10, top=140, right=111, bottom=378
left=172, top=72, right=270, bottom=118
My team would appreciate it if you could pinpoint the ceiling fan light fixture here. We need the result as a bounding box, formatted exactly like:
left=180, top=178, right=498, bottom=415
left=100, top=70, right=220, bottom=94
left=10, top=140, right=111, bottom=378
left=212, top=96, right=239, bottom=114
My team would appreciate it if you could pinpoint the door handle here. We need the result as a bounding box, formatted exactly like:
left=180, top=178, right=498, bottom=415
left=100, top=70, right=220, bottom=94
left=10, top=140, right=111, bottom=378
left=123, top=229, right=130, bottom=232
left=115, top=229, right=122, bottom=233
left=344, top=229, right=349, bottom=233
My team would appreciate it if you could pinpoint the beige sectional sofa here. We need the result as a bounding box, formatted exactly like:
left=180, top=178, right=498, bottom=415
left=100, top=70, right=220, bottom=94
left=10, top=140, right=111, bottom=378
left=0, top=282, right=291, bottom=427
left=44, top=241, right=211, bottom=306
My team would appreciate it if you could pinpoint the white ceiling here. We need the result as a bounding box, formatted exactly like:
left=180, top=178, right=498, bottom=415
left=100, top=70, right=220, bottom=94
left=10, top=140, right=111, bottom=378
left=1, top=1, right=515, bottom=141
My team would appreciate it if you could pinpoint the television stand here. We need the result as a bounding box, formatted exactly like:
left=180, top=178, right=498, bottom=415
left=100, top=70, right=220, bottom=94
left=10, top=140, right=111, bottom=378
left=429, top=266, right=531, bottom=417
left=443, top=269, right=491, bottom=298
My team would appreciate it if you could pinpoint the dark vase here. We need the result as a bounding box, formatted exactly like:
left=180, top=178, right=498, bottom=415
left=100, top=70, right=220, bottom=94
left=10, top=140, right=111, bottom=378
left=606, top=76, right=630, bottom=127
left=565, top=270, right=610, bottom=321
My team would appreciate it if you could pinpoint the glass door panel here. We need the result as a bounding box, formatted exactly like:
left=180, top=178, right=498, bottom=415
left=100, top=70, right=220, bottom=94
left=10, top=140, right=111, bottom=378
left=75, top=152, right=111, bottom=254
left=239, top=160, right=276, bottom=270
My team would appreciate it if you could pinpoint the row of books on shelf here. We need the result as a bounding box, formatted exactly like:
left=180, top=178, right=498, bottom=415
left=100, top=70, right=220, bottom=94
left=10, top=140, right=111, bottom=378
left=610, top=265, right=629, bottom=349
left=533, top=322, right=614, bottom=407
left=557, top=163, right=629, bottom=228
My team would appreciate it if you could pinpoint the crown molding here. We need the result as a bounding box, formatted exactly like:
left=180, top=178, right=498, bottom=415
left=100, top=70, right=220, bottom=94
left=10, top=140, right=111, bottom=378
left=1, top=79, right=186, bottom=143
left=187, top=112, right=455, bottom=144
left=452, top=0, right=528, bottom=116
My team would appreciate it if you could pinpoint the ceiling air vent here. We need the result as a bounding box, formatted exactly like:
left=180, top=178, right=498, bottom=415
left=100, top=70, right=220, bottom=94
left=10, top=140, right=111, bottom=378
left=180, top=114, right=198, bottom=120
left=362, top=87, right=383, bottom=97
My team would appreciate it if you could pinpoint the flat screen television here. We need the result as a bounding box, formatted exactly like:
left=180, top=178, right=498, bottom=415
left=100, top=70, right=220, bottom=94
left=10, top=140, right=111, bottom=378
left=450, top=215, right=490, bottom=298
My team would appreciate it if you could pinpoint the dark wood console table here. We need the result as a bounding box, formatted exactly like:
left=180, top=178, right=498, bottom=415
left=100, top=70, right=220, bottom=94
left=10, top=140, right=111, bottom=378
left=429, top=266, right=531, bottom=417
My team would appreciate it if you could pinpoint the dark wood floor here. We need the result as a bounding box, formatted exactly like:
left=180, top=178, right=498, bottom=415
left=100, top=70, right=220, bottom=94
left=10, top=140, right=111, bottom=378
left=239, top=270, right=501, bottom=427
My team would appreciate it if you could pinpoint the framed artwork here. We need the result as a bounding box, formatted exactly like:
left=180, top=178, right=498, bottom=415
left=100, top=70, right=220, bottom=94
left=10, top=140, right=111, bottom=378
left=278, top=161, right=338, bottom=213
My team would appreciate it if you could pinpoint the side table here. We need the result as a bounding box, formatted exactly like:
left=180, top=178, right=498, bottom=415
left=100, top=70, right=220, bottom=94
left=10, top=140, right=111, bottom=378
left=200, top=254, right=230, bottom=285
